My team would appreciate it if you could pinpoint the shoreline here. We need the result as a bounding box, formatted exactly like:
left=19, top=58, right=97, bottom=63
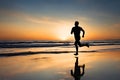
left=0, top=48, right=120, bottom=57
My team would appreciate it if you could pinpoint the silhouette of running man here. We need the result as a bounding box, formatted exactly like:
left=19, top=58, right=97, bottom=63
left=71, top=21, right=89, bottom=55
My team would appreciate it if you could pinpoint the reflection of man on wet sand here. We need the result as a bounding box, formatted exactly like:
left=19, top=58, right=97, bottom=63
left=71, top=57, right=85, bottom=80
left=71, top=21, right=89, bottom=55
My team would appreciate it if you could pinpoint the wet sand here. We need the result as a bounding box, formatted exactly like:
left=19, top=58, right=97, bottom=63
left=0, top=50, right=120, bottom=80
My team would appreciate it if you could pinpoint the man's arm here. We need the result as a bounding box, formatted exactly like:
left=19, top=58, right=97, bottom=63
left=81, top=64, right=85, bottom=76
left=71, top=70, right=74, bottom=76
left=71, top=27, right=74, bottom=34
left=81, top=28, right=85, bottom=38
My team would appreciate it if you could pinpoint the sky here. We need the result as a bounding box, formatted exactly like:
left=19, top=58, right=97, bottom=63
left=0, top=0, right=120, bottom=41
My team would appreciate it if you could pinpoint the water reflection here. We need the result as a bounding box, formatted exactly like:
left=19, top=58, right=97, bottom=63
left=71, top=56, right=85, bottom=80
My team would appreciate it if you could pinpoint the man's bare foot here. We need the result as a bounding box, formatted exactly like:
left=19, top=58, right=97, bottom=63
left=74, top=54, right=78, bottom=55
left=86, top=43, right=89, bottom=48
left=74, top=51, right=78, bottom=55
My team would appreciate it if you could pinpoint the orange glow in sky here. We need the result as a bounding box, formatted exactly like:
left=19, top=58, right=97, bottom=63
left=0, top=17, right=120, bottom=41
left=0, top=0, right=120, bottom=41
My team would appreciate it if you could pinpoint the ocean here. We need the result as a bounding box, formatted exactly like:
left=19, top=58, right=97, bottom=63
left=0, top=40, right=120, bottom=57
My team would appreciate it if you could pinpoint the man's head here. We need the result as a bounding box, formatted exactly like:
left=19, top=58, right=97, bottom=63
left=75, top=21, right=79, bottom=26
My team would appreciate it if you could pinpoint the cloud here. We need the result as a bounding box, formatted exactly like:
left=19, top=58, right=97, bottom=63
left=0, top=9, right=72, bottom=26
left=0, top=9, right=92, bottom=28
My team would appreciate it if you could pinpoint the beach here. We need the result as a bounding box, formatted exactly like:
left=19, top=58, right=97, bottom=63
left=0, top=40, right=120, bottom=80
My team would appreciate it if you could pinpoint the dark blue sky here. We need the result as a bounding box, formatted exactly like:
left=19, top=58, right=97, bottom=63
left=0, top=0, right=120, bottom=24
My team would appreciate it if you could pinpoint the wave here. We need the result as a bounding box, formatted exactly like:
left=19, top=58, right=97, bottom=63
left=89, top=40, right=120, bottom=46
left=0, top=41, right=71, bottom=48
left=0, top=47, right=120, bottom=57
left=0, top=40, right=120, bottom=48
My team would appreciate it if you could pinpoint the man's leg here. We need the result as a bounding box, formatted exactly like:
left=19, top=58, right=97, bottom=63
left=78, top=41, right=82, bottom=47
left=74, top=41, right=78, bottom=55
left=86, top=43, right=89, bottom=48
left=82, top=43, right=89, bottom=48
left=78, top=41, right=89, bottom=48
